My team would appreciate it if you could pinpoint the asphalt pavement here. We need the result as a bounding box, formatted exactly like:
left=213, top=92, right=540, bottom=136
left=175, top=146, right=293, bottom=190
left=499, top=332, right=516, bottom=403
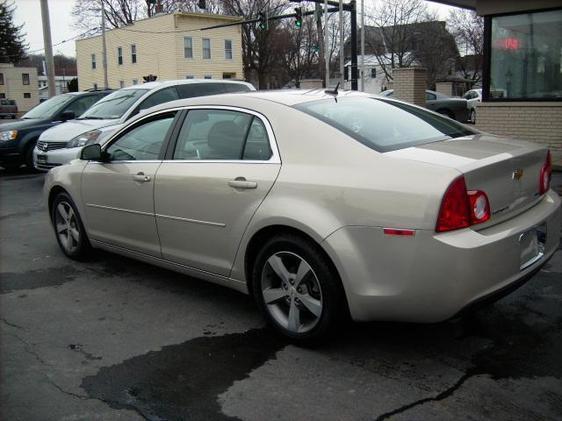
left=1, top=167, right=561, bottom=421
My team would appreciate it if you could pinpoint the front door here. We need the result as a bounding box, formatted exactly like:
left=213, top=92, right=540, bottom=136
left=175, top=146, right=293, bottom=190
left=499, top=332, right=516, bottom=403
left=81, top=111, right=178, bottom=256
left=155, top=108, right=281, bottom=276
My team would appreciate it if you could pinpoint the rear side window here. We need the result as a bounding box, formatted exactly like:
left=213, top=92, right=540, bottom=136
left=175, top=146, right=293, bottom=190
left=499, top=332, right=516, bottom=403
left=173, top=109, right=271, bottom=161
left=295, top=97, right=475, bottom=152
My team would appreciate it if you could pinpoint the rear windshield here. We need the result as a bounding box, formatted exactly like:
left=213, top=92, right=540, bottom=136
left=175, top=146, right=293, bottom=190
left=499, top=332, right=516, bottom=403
left=295, top=97, right=475, bottom=152
left=80, top=88, right=148, bottom=120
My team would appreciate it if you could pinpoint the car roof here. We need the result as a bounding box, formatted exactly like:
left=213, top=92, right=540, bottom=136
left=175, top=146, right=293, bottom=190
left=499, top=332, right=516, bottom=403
left=120, top=79, right=255, bottom=91
left=144, top=89, right=371, bottom=114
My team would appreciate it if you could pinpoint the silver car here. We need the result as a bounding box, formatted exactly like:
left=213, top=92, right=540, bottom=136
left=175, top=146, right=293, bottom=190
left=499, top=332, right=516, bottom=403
left=44, top=90, right=561, bottom=341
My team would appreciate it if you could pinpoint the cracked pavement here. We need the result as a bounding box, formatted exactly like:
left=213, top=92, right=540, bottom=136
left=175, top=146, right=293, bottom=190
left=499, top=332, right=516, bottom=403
left=1, top=168, right=561, bottom=421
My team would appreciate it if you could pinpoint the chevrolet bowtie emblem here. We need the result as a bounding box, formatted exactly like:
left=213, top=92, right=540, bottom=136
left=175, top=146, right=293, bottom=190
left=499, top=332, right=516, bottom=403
left=512, top=169, right=524, bottom=180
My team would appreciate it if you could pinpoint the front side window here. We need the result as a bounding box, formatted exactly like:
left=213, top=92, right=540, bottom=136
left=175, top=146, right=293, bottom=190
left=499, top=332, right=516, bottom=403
left=22, top=73, right=30, bottom=85
left=80, top=88, right=148, bottom=120
left=202, top=38, right=211, bottom=59
left=131, top=44, right=137, bottom=63
left=117, top=47, right=123, bottom=65
left=137, top=87, right=179, bottom=111
left=224, top=39, right=233, bottom=59
left=295, top=97, right=475, bottom=152
left=106, top=113, right=176, bottom=161
left=174, top=109, right=271, bottom=161
left=490, top=9, right=562, bottom=100
left=91, top=54, right=96, bottom=69
left=184, top=37, right=193, bottom=59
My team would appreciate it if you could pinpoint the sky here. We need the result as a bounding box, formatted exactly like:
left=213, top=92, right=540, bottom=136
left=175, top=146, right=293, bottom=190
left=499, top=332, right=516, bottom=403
left=13, top=0, right=459, bottom=58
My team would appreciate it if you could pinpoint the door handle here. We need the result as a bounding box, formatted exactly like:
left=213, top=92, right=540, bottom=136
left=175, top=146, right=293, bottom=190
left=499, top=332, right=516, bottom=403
left=228, top=177, right=257, bottom=190
left=133, top=172, right=151, bottom=183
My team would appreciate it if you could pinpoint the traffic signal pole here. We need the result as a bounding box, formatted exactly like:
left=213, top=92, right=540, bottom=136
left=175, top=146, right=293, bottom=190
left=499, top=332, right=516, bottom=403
left=200, top=1, right=359, bottom=90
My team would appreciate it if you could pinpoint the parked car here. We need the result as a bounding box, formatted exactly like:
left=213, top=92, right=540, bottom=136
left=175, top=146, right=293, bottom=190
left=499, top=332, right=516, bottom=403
left=380, top=89, right=470, bottom=122
left=44, top=90, right=560, bottom=341
left=0, top=90, right=112, bottom=170
left=463, top=88, right=482, bottom=123
left=0, top=99, right=18, bottom=119
left=34, top=79, right=255, bottom=171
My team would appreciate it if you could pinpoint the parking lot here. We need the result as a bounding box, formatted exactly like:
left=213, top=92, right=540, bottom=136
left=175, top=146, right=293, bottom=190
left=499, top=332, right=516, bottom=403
left=1, top=168, right=561, bottom=421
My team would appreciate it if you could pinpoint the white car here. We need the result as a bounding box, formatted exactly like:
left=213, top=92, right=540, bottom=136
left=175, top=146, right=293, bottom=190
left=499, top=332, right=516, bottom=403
left=463, top=88, right=482, bottom=123
left=34, top=79, right=255, bottom=171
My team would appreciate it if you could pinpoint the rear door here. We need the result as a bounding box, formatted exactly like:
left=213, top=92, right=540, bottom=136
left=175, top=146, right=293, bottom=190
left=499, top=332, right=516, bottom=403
left=154, top=107, right=281, bottom=276
left=81, top=110, right=180, bottom=256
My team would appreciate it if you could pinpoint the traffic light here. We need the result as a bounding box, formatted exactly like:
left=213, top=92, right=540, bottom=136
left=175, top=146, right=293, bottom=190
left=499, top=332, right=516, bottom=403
left=294, top=7, right=303, bottom=28
left=258, top=12, right=268, bottom=30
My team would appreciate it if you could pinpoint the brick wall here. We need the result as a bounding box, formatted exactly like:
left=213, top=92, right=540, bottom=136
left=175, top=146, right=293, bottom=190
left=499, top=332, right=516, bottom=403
left=475, top=102, right=562, bottom=167
left=392, top=67, right=426, bottom=107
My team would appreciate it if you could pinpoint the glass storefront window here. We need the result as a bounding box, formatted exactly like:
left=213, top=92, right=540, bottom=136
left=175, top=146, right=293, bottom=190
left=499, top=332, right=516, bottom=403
left=490, top=9, right=562, bottom=100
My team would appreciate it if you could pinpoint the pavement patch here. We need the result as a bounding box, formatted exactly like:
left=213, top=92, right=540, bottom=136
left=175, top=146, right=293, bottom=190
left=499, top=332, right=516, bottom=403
left=0, top=265, right=79, bottom=294
left=81, top=329, right=286, bottom=421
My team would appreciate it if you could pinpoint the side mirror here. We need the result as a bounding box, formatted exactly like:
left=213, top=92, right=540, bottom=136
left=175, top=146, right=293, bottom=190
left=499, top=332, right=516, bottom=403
left=60, top=110, right=76, bottom=121
left=81, top=144, right=105, bottom=161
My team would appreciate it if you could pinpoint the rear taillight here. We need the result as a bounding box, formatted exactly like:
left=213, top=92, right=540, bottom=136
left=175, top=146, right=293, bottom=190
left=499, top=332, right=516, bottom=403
left=539, top=150, right=552, bottom=195
left=436, top=176, right=490, bottom=233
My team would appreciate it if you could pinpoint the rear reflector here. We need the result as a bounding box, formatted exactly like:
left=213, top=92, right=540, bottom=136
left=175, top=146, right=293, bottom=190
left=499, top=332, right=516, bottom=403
left=384, top=228, right=416, bottom=236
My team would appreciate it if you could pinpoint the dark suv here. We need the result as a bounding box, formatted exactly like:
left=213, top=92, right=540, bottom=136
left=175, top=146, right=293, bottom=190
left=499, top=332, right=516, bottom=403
left=0, top=90, right=112, bottom=170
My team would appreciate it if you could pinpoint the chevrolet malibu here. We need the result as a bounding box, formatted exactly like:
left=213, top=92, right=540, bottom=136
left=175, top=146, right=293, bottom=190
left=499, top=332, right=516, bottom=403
left=43, top=90, right=561, bottom=341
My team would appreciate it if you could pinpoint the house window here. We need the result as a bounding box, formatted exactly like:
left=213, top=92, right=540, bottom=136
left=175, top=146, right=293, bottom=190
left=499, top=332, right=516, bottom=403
left=131, top=44, right=137, bottom=64
left=117, top=47, right=123, bottom=65
left=0, top=93, right=5, bottom=98
left=91, top=54, right=96, bottom=69
left=24, top=93, right=31, bottom=98
left=202, top=38, right=211, bottom=59
left=185, top=75, right=195, bottom=79
left=224, top=39, right=233, bottom=59
left=204, top=75, right=212, bottom=79
left=93, top=83, right=98, bottom=90
left=132, top=79, right=138, bottom=85
left=184, top=37, right=193, bottom=59
left=0, top=73, right=4, bottom=84
left=22, top=73, right=30, bottom=85
left=371, top=68, right=377, bottom=78
left=119, top=80, right=125, bottom=88
left=489, top=9, right=562, bottom=100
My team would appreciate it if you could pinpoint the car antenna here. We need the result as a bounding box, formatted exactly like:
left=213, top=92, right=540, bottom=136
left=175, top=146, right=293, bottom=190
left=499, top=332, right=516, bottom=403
left=325, top=82, right=340, bottom=96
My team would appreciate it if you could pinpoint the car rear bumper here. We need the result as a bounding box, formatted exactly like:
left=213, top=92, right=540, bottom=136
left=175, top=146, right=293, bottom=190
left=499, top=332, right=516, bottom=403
left=33, top=146, right=82, bottom=171
left=323, top=190, right=561, bottom=322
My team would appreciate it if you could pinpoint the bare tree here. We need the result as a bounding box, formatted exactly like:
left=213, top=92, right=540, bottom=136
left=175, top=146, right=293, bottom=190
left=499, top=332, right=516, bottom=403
left=365, top=0, right=429, bottom=82
left=448, top=8, right=484, bottom=84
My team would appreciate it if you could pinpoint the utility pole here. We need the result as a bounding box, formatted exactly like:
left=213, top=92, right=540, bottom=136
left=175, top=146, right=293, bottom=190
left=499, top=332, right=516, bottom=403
left=101, top=0, right=109, bottom=89
left=360, top=0, right=365, bottom=91
left=40, top=0, right=56, bottom=98
left=339, top=0, right=344, bottom=87
left=349, top=0, right=358, bottom=90
left=324, top=0, right=329, bottom=86
left=315, top=3, right=326, bottom=88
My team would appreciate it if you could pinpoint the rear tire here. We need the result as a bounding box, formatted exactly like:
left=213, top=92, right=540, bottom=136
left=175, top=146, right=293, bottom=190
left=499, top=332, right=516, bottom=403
left=252, top=233, right=346, bottom=343
left=51, top=192, right=91, bottom=260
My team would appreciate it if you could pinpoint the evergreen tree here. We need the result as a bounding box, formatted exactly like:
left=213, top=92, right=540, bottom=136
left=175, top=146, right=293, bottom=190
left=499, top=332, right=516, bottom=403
left=0, top=0, right=27, bottom=63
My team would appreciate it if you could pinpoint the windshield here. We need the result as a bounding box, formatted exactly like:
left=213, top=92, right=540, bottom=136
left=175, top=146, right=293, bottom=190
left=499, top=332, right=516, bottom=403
left=22, top=94, right=75, bottom=119
left=80, top=88, right=148, bottom=120
left=294, top=97, right=476, bottom=152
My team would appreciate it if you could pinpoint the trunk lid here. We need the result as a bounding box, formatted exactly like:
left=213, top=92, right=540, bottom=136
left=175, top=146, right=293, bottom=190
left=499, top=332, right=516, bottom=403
left=384, top=134, right=548, bottom=227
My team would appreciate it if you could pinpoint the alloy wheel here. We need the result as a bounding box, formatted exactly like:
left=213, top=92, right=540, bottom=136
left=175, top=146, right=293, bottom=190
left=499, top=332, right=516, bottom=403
left=54, top=201, right=81, bottom=254
left=260, top=251, right=323, bottom=334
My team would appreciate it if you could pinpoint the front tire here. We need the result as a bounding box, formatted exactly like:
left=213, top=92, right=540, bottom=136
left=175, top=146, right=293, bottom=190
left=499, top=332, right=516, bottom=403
left=252, top=234, right=346, bottom=342
left=24, top=142, right=37, bottom=170
left=51, top=193, right=91, bottom=260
